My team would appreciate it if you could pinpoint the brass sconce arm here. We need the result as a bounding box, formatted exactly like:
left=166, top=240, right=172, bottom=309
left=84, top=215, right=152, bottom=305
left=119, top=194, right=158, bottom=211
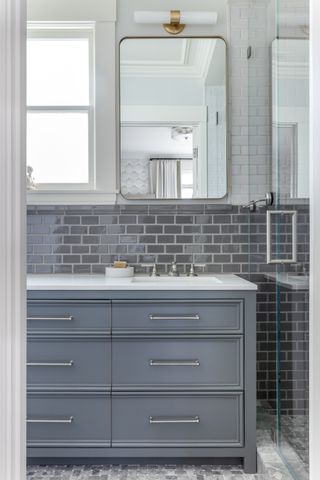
left=163, top=10, right=185, bottom=35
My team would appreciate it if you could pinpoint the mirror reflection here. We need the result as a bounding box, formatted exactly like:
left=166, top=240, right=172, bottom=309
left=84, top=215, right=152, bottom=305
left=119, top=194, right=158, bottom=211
left=272, top=39, right=309, bottom=199
left=120, top=38, right=227, bottom=200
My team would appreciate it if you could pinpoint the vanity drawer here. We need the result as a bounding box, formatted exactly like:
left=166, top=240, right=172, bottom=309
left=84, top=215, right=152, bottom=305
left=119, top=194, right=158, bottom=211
left=27, top=301, right=111, bottom=330
left=112, top=300, right=243, bottom=333
left=112, top=337, right=243, bottom=390
left=27, top=337, right=111, bottom=388
left=112, top=393, right=243, bottom=447
left=27, top=393, right=111, bottom=447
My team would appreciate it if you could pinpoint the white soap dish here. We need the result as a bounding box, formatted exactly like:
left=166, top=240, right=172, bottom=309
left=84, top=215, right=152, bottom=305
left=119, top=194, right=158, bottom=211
left=105, top=266, right=134, bottom=278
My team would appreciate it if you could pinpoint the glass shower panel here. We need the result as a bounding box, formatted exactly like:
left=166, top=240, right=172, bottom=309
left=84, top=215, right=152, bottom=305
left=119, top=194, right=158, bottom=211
left=273, top=2, right=309, bottom=477
left=249, top=1, right=309, bottom=479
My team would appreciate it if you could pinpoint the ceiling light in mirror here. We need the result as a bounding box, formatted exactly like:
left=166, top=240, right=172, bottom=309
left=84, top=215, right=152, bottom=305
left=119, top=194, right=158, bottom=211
left=171, top=126, right=193, bottom=142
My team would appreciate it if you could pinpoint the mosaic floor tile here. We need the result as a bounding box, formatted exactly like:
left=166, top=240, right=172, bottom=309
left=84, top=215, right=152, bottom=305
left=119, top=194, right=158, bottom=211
left=27, top=465, right=270, bottom=479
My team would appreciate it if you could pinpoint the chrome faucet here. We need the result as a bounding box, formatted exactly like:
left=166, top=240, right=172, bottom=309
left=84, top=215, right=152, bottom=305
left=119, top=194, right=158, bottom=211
left=141, top=263, right=160, bottom=277
left=168, top=261, right=179, bottom=277
left=187, top=263, right=206, bottom=277
left=291, top=263, right=307, bottom=276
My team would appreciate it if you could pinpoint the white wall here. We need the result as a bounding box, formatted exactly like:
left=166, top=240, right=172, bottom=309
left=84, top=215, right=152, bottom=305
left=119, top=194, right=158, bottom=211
left=116, top=0, right=277, bottom=204
left=121, top=77, right=203, bottom=106
left=207, top=85, right=227, bottom=198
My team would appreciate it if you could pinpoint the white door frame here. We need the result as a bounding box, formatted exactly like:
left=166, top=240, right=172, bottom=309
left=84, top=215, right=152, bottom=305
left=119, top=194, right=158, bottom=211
left=310, top=1, right=320, bottom=479
left=0, top=0, right=26, bottom=479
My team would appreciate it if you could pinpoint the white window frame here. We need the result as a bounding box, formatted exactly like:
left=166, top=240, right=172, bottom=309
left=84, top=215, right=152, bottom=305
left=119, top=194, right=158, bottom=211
left=27, top=24, right=95, bottom=191
left=26, top=0, right=117, bottom=205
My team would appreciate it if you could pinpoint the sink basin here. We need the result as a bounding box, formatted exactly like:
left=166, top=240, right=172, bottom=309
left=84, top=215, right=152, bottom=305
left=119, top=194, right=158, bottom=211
left=131, top=275, right=223, bottom=284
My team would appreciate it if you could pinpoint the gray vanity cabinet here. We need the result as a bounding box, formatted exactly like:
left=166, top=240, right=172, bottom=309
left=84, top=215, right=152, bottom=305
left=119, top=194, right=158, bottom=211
left=27, top=298, right=112, bottom=457
left=28, top=392, right=111, bottom=449
left=112, top=337, right=243, bottom=390
left=112, top=392, right=243, bottom=447
left=27, top=290, right=256, bottom=473
left=112, top=299, right=243, bottom=332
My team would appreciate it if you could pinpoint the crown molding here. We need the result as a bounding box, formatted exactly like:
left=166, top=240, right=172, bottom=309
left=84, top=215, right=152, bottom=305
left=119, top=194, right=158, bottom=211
left=121, top=39, right=217, bottom=80
left=28, top=0, right=116, bottom=22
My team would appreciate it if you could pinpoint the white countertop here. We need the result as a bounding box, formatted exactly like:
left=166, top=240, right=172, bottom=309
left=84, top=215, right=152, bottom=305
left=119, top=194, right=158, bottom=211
left=27, top=274, right=257, bottom=291
left=264, top=272, right=309, bottom=290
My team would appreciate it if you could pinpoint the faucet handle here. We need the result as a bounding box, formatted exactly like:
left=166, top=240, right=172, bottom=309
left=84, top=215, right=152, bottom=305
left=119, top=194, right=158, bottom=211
left=187, top=263, right=206, bottom=277
left=168, top=261, right=180, bottom=277
left=292, top=263, right=307, bottom=275
left=141, top=263, right=160, bottom=277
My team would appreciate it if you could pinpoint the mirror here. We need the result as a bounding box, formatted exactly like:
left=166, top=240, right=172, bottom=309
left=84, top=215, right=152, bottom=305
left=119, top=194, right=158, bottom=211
left=119, top=38, right=227, bottom=200
left=272, top=39, right=309, bottom=199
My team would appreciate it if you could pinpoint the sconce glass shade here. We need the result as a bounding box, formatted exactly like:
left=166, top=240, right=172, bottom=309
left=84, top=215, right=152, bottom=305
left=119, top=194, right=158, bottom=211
left=134, top=11, right=218, bottom=26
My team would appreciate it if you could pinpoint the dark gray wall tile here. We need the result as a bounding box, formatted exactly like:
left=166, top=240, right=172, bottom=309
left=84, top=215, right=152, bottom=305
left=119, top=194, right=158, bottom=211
left=71, top=226, right=88, bottom=235
left=81, top=215, right=99, bottom=225
left=64, top=235, right=81, bottom=244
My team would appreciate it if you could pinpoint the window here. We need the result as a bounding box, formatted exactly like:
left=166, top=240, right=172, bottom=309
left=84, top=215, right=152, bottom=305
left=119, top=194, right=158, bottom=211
left=27, top=25, right=94, bottom=190
left=180, top=160, right=194, bottom=199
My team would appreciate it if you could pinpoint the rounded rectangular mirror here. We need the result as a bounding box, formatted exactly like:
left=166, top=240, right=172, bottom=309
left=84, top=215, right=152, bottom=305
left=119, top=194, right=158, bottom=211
left=119, top=37, right=227, bottom=200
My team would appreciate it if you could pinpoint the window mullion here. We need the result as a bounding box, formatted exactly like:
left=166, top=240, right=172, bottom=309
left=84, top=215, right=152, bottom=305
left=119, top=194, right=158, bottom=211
left=27, top=105, right=90, bottom=112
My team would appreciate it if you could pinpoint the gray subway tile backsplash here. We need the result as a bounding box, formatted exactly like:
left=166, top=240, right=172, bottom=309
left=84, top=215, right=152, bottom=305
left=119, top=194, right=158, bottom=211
left=27, top=204, right=309, bottom=277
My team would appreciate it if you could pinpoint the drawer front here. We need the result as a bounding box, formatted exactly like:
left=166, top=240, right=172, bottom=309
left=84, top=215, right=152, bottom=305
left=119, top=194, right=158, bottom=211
left=27, top=338, right=111, bottom=388
left=112, top=337, right=243, bottom=390
left=27, top=301, right=110, bottom=330
left=27, top=393, right=111, bottom=447
left=112, top=393, right=243, bottom=447
left=112, top=300, right=243, bottom=333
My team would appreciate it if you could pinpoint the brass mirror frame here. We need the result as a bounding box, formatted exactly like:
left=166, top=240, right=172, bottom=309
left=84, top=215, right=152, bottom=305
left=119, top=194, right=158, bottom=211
left=118, top=36, right=229, bottom=202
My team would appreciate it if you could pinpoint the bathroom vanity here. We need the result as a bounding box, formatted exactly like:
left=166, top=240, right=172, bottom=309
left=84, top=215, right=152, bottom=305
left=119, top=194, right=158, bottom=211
left=27, top=274, right=257, bottom=473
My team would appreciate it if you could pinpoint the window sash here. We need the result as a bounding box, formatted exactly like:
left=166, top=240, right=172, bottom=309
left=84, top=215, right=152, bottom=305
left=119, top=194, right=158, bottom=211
left=27, top=25, right=95, bottom=190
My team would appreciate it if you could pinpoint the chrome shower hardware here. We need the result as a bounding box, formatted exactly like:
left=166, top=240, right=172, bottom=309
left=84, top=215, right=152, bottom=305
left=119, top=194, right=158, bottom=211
left=242, top=192, right=274, bottom=212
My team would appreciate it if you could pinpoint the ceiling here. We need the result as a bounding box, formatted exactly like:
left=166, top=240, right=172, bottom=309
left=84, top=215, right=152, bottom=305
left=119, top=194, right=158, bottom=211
left=120, top=38, right=220, bottom=80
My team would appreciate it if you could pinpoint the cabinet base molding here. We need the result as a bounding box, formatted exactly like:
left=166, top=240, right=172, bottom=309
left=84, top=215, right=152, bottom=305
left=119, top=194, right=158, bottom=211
left=27, top=450, right=257, bottom=474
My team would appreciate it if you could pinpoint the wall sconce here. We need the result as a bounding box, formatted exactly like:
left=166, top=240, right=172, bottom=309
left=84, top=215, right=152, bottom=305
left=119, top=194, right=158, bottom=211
left=134, top=11, right=218, bottom=35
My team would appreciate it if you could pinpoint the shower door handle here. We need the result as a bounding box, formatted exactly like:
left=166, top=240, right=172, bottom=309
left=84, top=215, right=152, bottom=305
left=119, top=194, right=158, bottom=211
left=266, top=210, right=297, bottom=264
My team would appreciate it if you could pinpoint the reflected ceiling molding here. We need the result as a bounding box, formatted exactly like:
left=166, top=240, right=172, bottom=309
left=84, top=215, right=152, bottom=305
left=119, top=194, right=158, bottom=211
left=272, top=39, right=309, bottom=79
left=120, top=39, right=217, bottom=80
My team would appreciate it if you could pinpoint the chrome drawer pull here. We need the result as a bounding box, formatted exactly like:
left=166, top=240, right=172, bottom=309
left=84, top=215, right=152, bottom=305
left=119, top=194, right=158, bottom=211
left=27, top=361, right=74, bottom=367
left=149, top=416, right=200, bottom=424
left=27, top=316, right=73, bottom=321
left=27, top=416, right=74, bottom=424
left=149, top=359, right=200, bottom=367
left=149, top=314, right=200, bottom=321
